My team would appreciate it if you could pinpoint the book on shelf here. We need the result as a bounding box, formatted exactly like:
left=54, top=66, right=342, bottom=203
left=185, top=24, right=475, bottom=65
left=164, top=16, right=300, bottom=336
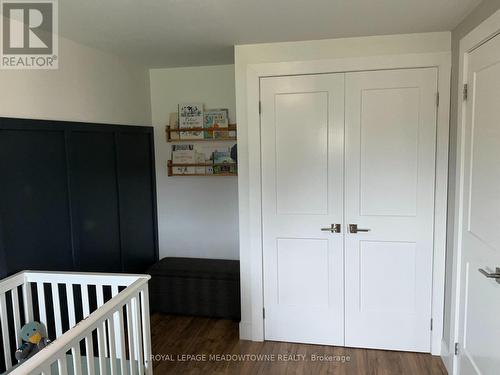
left=204, top=109, right=229, bottom=139
left=213, top=150, right=233, bottom=163
left=213, top=147, right=237, bottom=174
left=172, top=144, right=195, bottom=174
left=178, top=103, right=204, bottom=140
left=168, top=112, right=180, bottom=140
left=228, top=118, right=236, bottom=138
left=195, top=151, right=206, bottom=174
left=195, top=144, right=214, bottom=174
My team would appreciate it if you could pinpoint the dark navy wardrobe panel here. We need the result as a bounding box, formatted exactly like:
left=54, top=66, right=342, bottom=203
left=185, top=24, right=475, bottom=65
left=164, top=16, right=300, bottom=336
left=70, top=131, right=122, bottom=272
left=0, top=117, right=159, bottom=277
left=117, top=132, right=158, bottom=273
left=0, top=125, right=74, bottom=273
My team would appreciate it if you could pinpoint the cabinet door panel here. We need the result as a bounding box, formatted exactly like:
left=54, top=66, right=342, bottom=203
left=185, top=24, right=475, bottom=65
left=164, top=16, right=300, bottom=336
left=0, top=126, right=73, bottom=276
left=70, top=131, right=121, bottom=272
left=117, top=132, right=157, bottom=272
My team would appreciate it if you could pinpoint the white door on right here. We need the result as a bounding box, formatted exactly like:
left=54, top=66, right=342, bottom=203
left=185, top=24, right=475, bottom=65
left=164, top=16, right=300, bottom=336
left=344, top=68, right=438, bottom=352
left=458, top=34, right=500, bottom=375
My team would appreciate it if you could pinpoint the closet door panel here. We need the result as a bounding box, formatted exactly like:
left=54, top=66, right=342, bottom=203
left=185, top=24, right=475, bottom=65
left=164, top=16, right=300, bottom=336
left=70, top=131, right=121, bottom=272
left=0, top=125, right=73, bottom=276
left=117, top=132, right=157, bottom=273
left=344, top=68, right=437, bottom=352
left=260, top=73, right=345, bottom=345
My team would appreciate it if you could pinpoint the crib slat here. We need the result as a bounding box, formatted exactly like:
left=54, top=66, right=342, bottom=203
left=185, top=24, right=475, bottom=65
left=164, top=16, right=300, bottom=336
left=41, top=363, right=51, bottom=375
left=111, top=285, right=124, bottom=362
left=85, top=333, right=95, bottom=375
left=107, top=317, right=117, bottom=374
left=118, top=308, right=127, bottom=375
left=66, top=284, right=76, bottom=329
left=51, top=283, right=63, bottom=338
left=96, top=284, right=104, bottom=308
left=58, top=354, right=68, bottom=375
left=132, top=295, right=144, bottom=375
left=81, top=284, right=90, bottom=318
left=126, top=302, right=137, bottom=375
left=36, top=282, right=47, bottom=328
left=140, top=287, right=153, bottom=375
left=97, top=324, right=107, bottom=375
left=11, top=287, right=22, bottom=348
left=22, top=281, right=34, bottom=323
left=71, top=344, right=83, bottom=375
left=96, top=285, right=110, bottom=358
left=0, top=293, right=12, bottom=370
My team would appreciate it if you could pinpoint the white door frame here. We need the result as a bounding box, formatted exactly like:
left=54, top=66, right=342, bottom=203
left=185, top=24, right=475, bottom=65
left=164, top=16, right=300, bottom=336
left=243, top=52, right=451, bottom=355
left=447, top=8, right=500, bottom=375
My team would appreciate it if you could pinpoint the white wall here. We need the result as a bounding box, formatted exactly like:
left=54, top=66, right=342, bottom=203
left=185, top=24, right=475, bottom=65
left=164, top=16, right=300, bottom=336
left=149, top=65, right=239, bottom=260
left=0, top=34, right=151, bottom=125
left=235, top=32, right=451, bottom=341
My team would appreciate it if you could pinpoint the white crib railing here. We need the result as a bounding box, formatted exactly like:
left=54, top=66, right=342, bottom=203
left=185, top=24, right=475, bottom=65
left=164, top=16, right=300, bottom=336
left=0, top=271, right=152, bottom=375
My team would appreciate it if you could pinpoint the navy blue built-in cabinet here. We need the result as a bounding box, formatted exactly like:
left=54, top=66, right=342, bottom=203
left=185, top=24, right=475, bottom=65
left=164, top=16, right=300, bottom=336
left=0, top=117, right=159, bottom=277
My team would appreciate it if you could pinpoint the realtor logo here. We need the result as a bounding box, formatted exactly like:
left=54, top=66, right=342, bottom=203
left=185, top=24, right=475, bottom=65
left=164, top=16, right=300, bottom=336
left=1, top=0, right=58, bottom=69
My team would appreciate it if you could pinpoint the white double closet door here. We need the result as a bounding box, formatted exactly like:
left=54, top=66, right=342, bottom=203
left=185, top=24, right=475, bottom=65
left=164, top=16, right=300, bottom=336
left=261, top=68, right=437, bottom=352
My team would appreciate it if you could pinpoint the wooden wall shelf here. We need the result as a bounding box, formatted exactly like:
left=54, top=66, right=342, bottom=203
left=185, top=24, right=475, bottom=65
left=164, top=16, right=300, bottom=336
left=167, top=160, right=237, bottom=177
left=166, top=124, right=237, bottom=143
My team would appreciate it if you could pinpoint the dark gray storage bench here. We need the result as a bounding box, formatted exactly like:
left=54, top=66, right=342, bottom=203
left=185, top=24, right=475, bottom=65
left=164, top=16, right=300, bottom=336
left=147, top=257, right=241, bottom=320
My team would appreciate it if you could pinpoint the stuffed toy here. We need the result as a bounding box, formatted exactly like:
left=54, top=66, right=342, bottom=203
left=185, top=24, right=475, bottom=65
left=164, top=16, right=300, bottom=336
left=15, top=322, right=50, bottom=362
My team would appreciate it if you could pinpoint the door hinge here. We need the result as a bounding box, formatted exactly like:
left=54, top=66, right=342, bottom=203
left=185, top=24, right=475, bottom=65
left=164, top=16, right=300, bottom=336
left=430, top=318, right=433, bottom=331
left=436, top=92, right=440, bottom=107
left=263, top=307, right=265, bottom=319
left=463, top=84, right=468, bottom=101
left=454, top=342, right=460, bottom=355
left=259, top=101, right=262, bottom=114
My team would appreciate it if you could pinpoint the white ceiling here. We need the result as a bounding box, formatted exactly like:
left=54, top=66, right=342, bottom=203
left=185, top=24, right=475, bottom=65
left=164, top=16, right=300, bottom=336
left=59, top=0, right=481, bottom=68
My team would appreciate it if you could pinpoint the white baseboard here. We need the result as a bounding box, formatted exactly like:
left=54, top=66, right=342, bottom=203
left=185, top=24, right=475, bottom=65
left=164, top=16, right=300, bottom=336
left=239, top=321, right=252, bottom=340
left=432, top=338, right=442, bottom=356
left=441, top=339, right=454, bottom=375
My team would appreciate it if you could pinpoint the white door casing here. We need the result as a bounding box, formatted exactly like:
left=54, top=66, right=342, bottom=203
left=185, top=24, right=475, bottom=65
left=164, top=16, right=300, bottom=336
left=260, top=74, right=345, bottom=345
left=344, top=68, right=438, bottom=352
left=457, top=34, right=500, bottom=375
left=239, top=51, right=450, bottom=355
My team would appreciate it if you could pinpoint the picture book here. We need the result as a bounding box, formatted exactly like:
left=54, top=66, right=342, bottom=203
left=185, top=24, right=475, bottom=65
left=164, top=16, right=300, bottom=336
left=204, top=109, right=228, bottom=139
left=193, top=144, right=214, bottom=174
left=172, top=144, right=195, bottom=174
left=178, top=103, right=204, bottom=140
left=195, top=151, right=206, bottom=174
left=169, top=112, right=180, bottom=140
left=213, top=148, right=236, bottom=174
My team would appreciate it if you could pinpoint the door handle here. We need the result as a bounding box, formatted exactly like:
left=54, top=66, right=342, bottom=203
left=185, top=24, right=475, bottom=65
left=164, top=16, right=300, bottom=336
left=478, top=267, right=500, bottom=284
left=321, top=224, right=341, bottom=233
left=349, top=224, right=371, bottom=233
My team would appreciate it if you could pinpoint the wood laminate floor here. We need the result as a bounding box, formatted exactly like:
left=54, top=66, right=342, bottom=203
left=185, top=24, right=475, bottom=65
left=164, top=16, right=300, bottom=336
left=151, top=314, right=447, bottom=375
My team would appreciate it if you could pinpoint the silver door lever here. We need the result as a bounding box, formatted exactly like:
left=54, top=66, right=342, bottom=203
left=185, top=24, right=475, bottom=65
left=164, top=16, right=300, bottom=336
left=321, top=224, right=341, bottom=233
left=349, top=224, right=371, bottom=233
left=478, top=267, right=500, bottom=284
